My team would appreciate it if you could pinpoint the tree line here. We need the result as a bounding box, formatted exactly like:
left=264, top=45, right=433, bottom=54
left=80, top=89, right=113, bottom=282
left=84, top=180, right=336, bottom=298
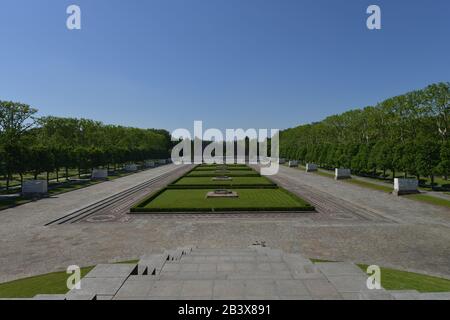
left=280, top=82, right=449, bottom=185
left=0, top=101, right=172, bottom=190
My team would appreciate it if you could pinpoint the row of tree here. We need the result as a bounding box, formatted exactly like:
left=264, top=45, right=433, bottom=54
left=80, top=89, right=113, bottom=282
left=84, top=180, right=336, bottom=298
left=280, top=82, right=449, bottom=185
left=0, top=101, right=172, bottom=190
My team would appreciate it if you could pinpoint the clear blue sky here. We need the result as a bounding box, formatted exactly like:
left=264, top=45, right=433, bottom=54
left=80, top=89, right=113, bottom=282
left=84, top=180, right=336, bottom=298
left=0, top=0, right=449, bottom=132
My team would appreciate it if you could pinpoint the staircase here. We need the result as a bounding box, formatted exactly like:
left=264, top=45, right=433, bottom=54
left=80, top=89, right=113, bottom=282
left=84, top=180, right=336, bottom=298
left=33, top=246, right=450, bottom=300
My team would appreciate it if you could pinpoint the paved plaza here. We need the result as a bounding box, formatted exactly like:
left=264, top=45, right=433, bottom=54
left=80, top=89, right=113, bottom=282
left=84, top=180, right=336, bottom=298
left=0, top=164, right=449, bottom=289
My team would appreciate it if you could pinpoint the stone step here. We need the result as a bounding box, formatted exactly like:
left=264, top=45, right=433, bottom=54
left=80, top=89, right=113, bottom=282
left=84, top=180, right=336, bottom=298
left=180, top=255, right=260, bottom=263
left=138, top=253, right=169, bottom=275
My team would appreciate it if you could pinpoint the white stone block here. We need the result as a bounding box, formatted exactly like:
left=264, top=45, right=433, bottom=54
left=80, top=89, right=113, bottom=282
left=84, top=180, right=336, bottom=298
left=124, top=164, right=138, bottom=172
left=288, top=160, right=298, bottom=167
left=22, top=180, right=48, bottom=194
left=393, top=178, right=419, bottom=195
left=306, top=163, right=318, bottom=172
left=158, top=159, right=166, bottom=165
left=91, top=168, right=108, bottom=179
left=335, top=168, right=351, bottom=180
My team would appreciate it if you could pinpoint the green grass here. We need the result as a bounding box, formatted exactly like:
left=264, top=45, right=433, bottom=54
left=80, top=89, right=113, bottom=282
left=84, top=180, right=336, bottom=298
left=404, top=194, right=450, bottom=208
left=187, top=170, right=260, bottom=177
left=0, top=196, right=30, bottom=210
left=344, top=179, right=393, bottom=193
left=132, top=188, right=314, bottom=212
left=193, top=166, right=252, bottom=171
left=0, top=266, right=94, bottom=298
left=0, top=259, right=143, bottom=298
left=312, top=259, right=450, bottom=293
left=173, top=176, right=274, bottom=186
left=357, top=264, right=450, bottom=292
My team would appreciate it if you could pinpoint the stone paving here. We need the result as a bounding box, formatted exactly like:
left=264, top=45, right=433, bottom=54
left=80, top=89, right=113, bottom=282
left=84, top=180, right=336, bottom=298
left=0, top=164, right=449, bottom=288
left=35, top=246, right=450, bottom=300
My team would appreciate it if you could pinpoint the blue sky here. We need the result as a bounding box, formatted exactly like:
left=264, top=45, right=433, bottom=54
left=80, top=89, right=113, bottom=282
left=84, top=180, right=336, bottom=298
left=0, top=0, right=449, bottom=133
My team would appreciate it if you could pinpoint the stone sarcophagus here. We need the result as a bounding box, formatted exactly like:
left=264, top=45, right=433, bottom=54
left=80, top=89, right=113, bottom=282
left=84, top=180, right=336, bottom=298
left=393, top=178, right=419, bottom=196
left=22, top=180, right=48, bottom=196
left=288, top=160, right=298, bottom=167
left=91, top=168, right=108, bottom=180
left=335, top=168, right=351, bottom=180
left=306, top=163, right=318, bottom=172
left=124, top=164, right=138, bottom=172
left=145, top=161, right=155, bottom=168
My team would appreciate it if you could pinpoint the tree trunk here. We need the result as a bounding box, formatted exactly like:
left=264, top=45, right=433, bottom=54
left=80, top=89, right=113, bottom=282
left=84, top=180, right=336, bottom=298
left=6, top=173, right=10, bottom=191
left=65, top=167, right=69, bottom=181
left=431, top=175, right=435, bottom=189
left=383, top=168, right=386, bottom=179
left=78, top=167, right=81, bottom=179
left=56, top=169, right=59, bottom=182
left=46, top=172, right=49, bottom=184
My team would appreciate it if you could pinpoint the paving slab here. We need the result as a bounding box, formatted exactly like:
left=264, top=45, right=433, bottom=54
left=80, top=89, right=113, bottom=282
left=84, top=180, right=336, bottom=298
left=244, top=280, right=277, bottom=297
left=303, top=279, right=341, bottom=298
left=85, top=263, right=137, bottom=278
left=213, top=280, right=246, bottom=298
left=115, top=279, right=154, bottom=297
left=275, top=280, right=310, bottom=296
left=148, top=280, right=183, bottom=297
left=33, top=294, right=66, bottom=300
left=389, top=290, right=420, bottom=300
left=417, top=292, right=450, bottom=300
left=316, top=262, right=366, bottom=276
left=180, top=280, right=214, bottom=297
left=325, top=275, right=370, bottom=293
left=66, top=277, right=126, bottom=296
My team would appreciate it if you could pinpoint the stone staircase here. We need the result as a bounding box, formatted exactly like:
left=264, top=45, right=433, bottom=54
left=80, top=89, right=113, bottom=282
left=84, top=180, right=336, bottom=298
left=34, top=246, right=450, bottom=300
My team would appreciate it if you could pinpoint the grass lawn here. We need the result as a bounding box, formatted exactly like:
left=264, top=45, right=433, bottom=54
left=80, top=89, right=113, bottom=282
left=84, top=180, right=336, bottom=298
left=173, top=176, right=274, bottom=186
left=312, top=260, right=450, bottom=293
left=0, top=266, right=94, bottom=298
left=344, top=179, right=393, bottom=193
left=0, top=196, right=30, bottom=211
left=404, top=194, right=450, bottom=209
left=133, top=188, right=314, bottom=212
left=187, top=170, right=260, bottom=177
left=193, top=166, right=252, bottom=171
left=357, top=264, right=450, bottom=292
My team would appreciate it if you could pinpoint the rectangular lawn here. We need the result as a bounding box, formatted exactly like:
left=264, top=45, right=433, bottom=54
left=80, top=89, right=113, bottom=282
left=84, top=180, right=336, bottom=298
left=186, top=170, right=259, bottom=177
left=173, top=176, right=274, bottom=186
left=132, top=188, right=314, bottom=212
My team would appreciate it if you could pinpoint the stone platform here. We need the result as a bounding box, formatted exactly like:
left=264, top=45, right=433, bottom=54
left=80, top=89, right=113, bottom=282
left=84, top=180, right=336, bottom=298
left=34, top=246, right=450, bottom=300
